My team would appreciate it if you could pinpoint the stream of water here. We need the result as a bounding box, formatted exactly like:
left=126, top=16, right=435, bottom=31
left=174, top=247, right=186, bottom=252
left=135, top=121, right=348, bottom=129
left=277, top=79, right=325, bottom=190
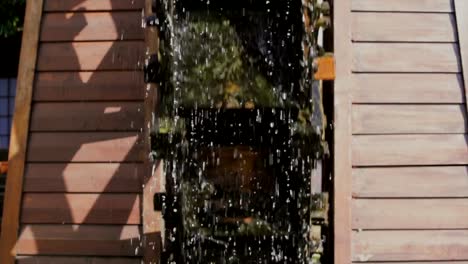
left=150, top=0, right=329, bottom=263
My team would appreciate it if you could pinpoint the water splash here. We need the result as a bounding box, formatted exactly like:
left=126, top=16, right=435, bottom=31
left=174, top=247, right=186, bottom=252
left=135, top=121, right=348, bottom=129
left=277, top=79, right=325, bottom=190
left=151, top=0, right=329, bottom=263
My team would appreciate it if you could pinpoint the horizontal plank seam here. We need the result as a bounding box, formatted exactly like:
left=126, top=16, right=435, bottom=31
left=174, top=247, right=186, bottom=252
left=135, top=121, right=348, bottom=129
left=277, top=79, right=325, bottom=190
left=351, top=102, right=467, bottom=105
left=352, top=40, right=457, bottom=44
left=39, top=39, right=145, bottom=43
left=44, top=9, right=144, bottom=13
left=39, top=40, right=144, bottom=44
left=352, top=133, right=468, bottom=136
left=33, top=100, right=146, bottom=103
left=32, top=100, right=145, bottom=104
left=29, top=129, right=144, bottom=133
left=352, top=228, right=468, bottom=231
left=352, top=197, right=468, bottom=200
left=43, top=10, right=145, bottom=14
left=19, top=222, right=142, bottom=225
left=351, top=10, right=454, bottom=14
left=17, top=224, right=142, bottom=227
left=352, top=164, right=468, bottom=168
left=26, top=162, right=145, bottom=165
left=352, top=71, right=462, bottom=74
left=23, top=193, right=141, bottom=196
left=36, top=69, right=143, bottom=73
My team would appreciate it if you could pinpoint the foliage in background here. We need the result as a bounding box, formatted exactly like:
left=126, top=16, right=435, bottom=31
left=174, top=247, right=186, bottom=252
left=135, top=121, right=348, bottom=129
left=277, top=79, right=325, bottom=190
left=0, top=0, right=26, bottom=38
left=169, top=18, right=279, bottom=108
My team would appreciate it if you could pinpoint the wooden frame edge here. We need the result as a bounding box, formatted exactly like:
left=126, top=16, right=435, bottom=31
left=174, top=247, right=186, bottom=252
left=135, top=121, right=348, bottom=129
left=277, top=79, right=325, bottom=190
left=0, top=0, right=44, bottom=263
left=333, top=0, right=353, bottom=263
left=454, top=0, right=468, bottom=114
left=143, top=0, right=165, bottom=263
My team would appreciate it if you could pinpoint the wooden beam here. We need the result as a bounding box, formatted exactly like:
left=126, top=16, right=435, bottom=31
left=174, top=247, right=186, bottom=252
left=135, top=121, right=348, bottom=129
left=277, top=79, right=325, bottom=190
left=143, top=1, right=164, bottom=263
left=0, top=0, right=44, bottom=263
left=333, top=0, right=353, bottom=263
left=454, top=0, right=468, bottom=114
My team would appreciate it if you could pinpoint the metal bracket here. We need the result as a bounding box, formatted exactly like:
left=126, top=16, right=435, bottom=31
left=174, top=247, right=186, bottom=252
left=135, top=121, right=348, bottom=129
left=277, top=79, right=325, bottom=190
left=144, top=54, right=160, bottom=84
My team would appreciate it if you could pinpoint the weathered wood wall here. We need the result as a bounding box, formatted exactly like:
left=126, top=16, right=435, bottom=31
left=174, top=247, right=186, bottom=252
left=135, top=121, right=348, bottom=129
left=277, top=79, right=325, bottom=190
left=335, top=0, right=468, bottom=262
left=2, top=0, right=147, bottom=263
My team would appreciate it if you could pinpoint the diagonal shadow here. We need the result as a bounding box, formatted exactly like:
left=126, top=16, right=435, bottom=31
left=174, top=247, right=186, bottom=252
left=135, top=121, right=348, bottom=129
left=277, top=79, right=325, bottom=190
left=7, top=0, right=161, bottom=263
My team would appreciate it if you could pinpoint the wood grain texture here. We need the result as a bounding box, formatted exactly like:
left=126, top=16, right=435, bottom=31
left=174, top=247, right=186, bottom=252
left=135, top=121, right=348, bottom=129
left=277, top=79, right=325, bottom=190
left=27, top=132, right=143, bottom=162
left=30, top=102, right=144, bottom=131
left=44, top=0, right=144, bottom=11
left=352, top=134, right=468, bottom=166
left=455, top=0, right=468, bottom=115
left=23, top=163, right=143, bottom=193
left=353, top=73, right=465, bottom=103
left=352, top=13, right=457, bottom=42
left=352, top=104, right=467, bottom=134
left=353, top=166, right=468, bottom=198
left=352, top=263, right=468, bottom=264
left=352, top=0, right=454, bottom=12
left=143, top=1, right=164, bottom=262
left=353, top=43, right=461, bottom=73
left=0, top=1, right=43, bottom=263
left=37, top=41, right=144, bottom=71
left=21, top=194, right=140, bottom=224
left=353, top=199, right=468, bottom=229
left=16, top=225, right=142, bottom=256
left=17, top=256, right=141, bottom=264
left=34, top=71, right=144, bottom=102
left=333, top=0, right=353, bottom=263
left=353, top=230, right=468, bottom=261
left=41, top=12, right=143, bottom=41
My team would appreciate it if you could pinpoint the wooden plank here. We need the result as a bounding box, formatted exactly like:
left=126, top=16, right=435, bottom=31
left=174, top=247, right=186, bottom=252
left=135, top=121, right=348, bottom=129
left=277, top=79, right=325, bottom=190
left=41, top=12, right=143, bottom=42
left=353, top=166, right=468, bottom=198
left=455, top=0, right=468, bottom=115
left=352, top=134, right=468, bottom=166
left=34, top=72, right=144, bottom=102
left=44, top=0, right=145, bottom=11
left=27, top=132, right=143, bottom=162
left=17, top=256, right=141, bottom=264
left=353, top=13, right=457, bottom=42
left=0, top=1, right=44, bottom=263
left=30, top=102, right=144, bottom=131
left=353, top=199, right=468, bottom=229
left=333, top=0, right=353, bottom=263
left=353, top=230, right=468, bottom=261
left=354, top=263, right=468, bottom=264
left=37, top=42, right=144, bottom=71
left=352, top=0, right=454, bottom=12
left=352, top=104, right=467, bottom=134
left=21, top=194, right=140, bottom=224
left=353, top=73, right=465, bottom=103
left=143, top=1, right=164, bottom=263
left=16, top=225, right=142, bottom=256
left=23, top=163, right=143, bottom=193
left=353, top=43, right=461, bottom=73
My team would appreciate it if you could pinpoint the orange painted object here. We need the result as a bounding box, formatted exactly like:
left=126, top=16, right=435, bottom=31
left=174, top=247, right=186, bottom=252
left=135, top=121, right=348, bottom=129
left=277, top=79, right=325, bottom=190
left=314, top=56, right=336, bottom=80
left=0, top=162, right=8, bottom=174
